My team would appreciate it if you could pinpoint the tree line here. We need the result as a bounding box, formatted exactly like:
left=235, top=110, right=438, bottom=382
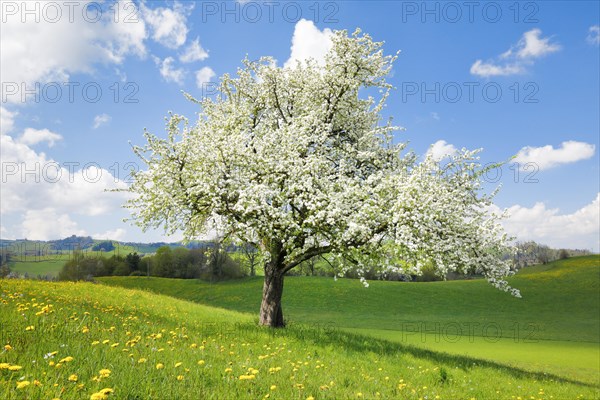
left=57, top=245, right=244, bottom=281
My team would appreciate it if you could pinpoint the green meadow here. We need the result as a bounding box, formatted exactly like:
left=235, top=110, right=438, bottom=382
left=1, top=256, right=598, bottom=399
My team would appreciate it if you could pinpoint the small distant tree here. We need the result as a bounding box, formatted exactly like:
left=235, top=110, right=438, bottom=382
left=558, top=249, right=569, bottom=260
left=242, top=243, right=258, bottom=276
left=0, top=264, right=10, bottom=278
left=126, top=29, right=519, bottom=327
left=125, top=252, right=141, bottom=272
left=153, top=246, right=174, bottom=277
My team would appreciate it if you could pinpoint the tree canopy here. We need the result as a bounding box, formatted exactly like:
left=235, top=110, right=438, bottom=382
left=126, top=29, right=519, bottom=327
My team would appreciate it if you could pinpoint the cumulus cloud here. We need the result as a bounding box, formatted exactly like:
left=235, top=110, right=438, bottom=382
left=492, top=194, right=600, bottom=251
left=514, top=141, right=595, bottom=170
left=426, top=140, right=458, bottom=161
left=0, top=130, right=128, bottom=218
left=1, top=1, right=196, bottom=104
left=195, top=67, right=216, bottom=88
left=587, top=25, right=600, bottom=45
left=20, top=209, right=87, bottom=240
left=156, top=57, right=185, bottom=84
left=1, top=107, right=18, bottom=134
left=93, top=114, right=112, bottom=129
left=140, top=1, right=191, bottom=49
left=18, top=128, right=62, bottom=147
left=93, top=228, right=127, bottom=241
left=180, top=37, right=209, bottom=63
left=471, top=29, right=560, bottom=77
left=284, top=19, right=333, bottom=68
left=1, top=1, right=147, bottom=101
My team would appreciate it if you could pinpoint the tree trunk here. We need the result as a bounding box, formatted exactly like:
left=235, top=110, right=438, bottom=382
left=259, top=266, right=285, bottom=327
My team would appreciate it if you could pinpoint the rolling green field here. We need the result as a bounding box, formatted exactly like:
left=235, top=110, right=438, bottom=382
left=1, top=256, right=598, bottom=399
left=98, top=256, right=600, bottom=387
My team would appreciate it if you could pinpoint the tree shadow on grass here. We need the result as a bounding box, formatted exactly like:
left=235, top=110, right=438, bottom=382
left=251, top=322, right=600, bottom=389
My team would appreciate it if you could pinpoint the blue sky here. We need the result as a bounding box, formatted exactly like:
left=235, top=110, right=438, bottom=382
left=1, top=0, right=598, bottom=251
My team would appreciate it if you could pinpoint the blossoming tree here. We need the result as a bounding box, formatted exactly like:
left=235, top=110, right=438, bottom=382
left=126, top=29, right=519, bottom=328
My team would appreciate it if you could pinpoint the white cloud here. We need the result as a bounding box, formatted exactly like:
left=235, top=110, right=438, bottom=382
left=514, top=141, right=595, bottom=170
left=141, top=1, right=191, bottom=49
left=93, top=114, right=112, bottom=129
left=470, top=60, right=524, bottom=78
left=430, top=112, right=440, bottom=121
left=471, top=29, right=560, bottom=77
left=18, top=128, right=62, bottom=147
left=284, top=19, right=333, bottom=68
left=21, top=209, right=87, bottom=241
left=587, top=25, right=600, bottom=45
left=504, top=29, right=561, bottom=59
left=493, top=194, right=600, bottom=251
left=157, top=57, right=186, bottom=84
left=1, top=1, right=147, bottom=102
left=93, top=228, right=127, bottom=241
left=0, top=131, right=128, bottom=217
left=195, top=67, right=216, bottom=88
left=0, top=225, right=15, bottom=240
left=1, top=107, right=18, bottom=134
left=180, top=37, right=209, bottom=63
left=426, top=140, right=458, bottom=161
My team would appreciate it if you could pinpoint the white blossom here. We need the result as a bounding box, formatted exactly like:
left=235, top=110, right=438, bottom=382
left=125, top=28, right=520, bottom=305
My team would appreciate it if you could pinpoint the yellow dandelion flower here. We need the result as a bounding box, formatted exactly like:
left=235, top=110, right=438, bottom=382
left=68, top=374, right=78, bottom=382
left=0, top=363, right=10, bottom=369
left=197, top=360, right=205, bottom=365
left=4, top=344, right=12, bottom=351
left=174, top=362, right=182, bottom=368
left=25, top=325, right=34, bottom=331
left=138, top=358, right=147, bottom=364
left=16, top=380, right=30, bottom=389
left=307, top=397, right=315, bottom=400
left=92, top=341, right=100, bottom=346
left=59, top=356, right=74, bottom=363
left=33, top=380, right=42, bottom=387
left=99, top=388, right=114, bottom=395
left=224, top=368, right=233, bottom=373
left=190, top=343, right=198, bottom=349
left=8, top=365, right=23, bottom=371
left=99, top=369, right=111, bottom=378
left=102, top=340, right=110, bottom=344
left=176, top=375, right=184, bottom=381
left=110, top=343, right=119, bottom=348
left=82, top=327, right=90, bottom=333
left=270, top=385, right=277, bottom=390
left=239, top=374, right=256, bottom=380
left=156, top=363, right=164, bottom=370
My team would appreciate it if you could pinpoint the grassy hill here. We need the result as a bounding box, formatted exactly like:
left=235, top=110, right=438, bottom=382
left=1, top=276, right=599, bottom=399
left=97, top=256, right=600, bottom=385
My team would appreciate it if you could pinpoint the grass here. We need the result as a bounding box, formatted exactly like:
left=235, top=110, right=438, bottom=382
left=6, top=243, right=143, bottom=278
left=1, top=278, right=599, bottom=399
left=97, top=256, right=600, bottom=386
